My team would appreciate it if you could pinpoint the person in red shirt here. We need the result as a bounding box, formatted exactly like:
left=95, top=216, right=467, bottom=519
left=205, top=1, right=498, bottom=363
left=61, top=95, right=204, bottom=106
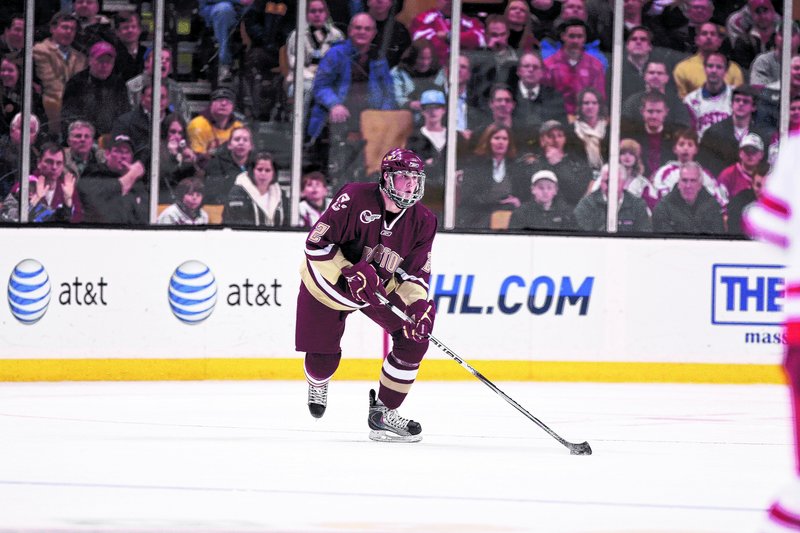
left=543, top=18, right=606, bottom=117
left=409, top=0, right=485, bottom=66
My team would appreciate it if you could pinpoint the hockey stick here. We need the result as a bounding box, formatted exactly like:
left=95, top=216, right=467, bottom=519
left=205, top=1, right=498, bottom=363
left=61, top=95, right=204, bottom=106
left=377, top=294, right=592, bottom=455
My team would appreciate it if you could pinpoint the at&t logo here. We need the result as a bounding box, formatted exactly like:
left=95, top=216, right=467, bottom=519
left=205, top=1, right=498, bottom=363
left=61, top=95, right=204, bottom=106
left=168, top=260, right=217, bottom=324
left=7, top=259, right=51, bottom=324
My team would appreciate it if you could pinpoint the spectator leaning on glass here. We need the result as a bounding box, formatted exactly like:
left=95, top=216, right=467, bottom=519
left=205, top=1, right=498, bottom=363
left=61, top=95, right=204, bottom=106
left=222, top=151, right=288, bottom=227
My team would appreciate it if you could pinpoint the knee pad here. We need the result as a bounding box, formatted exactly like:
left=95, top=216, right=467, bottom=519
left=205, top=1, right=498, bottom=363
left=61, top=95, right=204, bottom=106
left=304, top=352, right=342, bottom=384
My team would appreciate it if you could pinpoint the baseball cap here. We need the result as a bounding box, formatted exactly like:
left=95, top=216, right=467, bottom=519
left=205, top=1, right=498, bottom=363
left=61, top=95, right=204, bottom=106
left=531, top=169, right=558, bottom=185
left=420, top=90, right=446, bottom=106
left=110, top=134, right=134, bottom=152
left=739, top=133, right=764, bottom=151
left=210, top=86, right=235, bottom=102
left=90, top=41, right=116, bottom=60
left=539, top=120, right=564, bottom=135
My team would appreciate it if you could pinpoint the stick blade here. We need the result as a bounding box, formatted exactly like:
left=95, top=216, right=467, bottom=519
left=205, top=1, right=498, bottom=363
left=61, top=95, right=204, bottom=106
left=569, top=441, right=592, bottom=455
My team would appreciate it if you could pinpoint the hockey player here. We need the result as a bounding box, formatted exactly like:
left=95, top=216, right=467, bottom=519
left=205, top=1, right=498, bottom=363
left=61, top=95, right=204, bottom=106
left=296, top=148, right=437, bottom=442
left=744, top=134, right=800, bottom=531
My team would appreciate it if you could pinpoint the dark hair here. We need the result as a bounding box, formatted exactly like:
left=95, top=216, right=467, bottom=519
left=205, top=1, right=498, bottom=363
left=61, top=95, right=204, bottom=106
left=49, top=12, right=78, bottom=28
left=558, top=17, right=587, bottom=37
left=252, top=151, right=277, bottom=171
left=474, top=123, right=517, bottom=158
left=2, top=14, right=24, bottom=31
left=114, top=10, right=141, bottom=27
left=640, top=91, right=667, bottom=107
left=176, top=176, right=204, bottom=197
left=732, top=84, right=759, bottom=100
left=489, top=83, right=514, bottom=102
left=627, top=25, right=652, bottom=43
left=643, top=59, right=668, bottom=73
left=39, top=142, right=64, bottom=159
left=302, top=171, right=327, bottom=188
left=704, top=50, right=729, bottom=69
left=399, top=39, right=440, bottom=73
left=161, top=112, right=186, bottom=139
left=673, top=128, right=699, bottom=145
left=577, top=87, right=607, bottom=120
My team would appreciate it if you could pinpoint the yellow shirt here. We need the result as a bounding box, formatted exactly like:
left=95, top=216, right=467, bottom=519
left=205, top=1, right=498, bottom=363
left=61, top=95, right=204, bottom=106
left=186, top=114, right=244, bottom=154
left=673, top=54, right=744, bottom=99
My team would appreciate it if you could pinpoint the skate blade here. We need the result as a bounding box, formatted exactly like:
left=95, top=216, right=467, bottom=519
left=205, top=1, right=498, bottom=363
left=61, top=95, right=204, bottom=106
left=368, top=429, right=422, bottom=443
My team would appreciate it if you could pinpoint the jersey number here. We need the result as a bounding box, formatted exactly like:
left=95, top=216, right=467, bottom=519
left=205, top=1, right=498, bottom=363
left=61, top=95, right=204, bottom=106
left=308, top=222, right=330, bottom=243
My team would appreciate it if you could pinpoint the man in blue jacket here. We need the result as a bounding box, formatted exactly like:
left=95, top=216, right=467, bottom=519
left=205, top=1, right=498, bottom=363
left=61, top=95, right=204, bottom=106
left=307, top=12, right=396, bottom=141
left=307, top=12, right=396, bottom=186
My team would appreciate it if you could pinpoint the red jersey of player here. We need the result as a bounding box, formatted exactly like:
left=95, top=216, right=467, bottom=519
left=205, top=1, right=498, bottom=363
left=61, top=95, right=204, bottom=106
left=744, top=134, right=800, bottom=531
left=296, top=148, right=437, bottom=442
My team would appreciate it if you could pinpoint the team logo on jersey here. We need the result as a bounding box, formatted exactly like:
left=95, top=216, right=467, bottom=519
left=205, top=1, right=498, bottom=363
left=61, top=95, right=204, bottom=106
left=330, top=193, right=350, bottom=212
left=360, top=210, right=381, bottom=224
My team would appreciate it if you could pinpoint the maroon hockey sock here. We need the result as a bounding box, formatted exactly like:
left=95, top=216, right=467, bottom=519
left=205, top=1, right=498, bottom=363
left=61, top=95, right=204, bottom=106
left=377, top=352, right=420, bottom=409
left=304, top=352, right=341, bottom=385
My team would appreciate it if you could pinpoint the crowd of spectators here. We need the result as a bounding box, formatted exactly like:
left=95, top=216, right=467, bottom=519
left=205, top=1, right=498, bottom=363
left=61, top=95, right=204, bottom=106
left=0, top=0, right=793, bottom=236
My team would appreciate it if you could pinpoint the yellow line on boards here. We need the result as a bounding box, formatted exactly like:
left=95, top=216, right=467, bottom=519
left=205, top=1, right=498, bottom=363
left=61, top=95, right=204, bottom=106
left=0, top=359, right=785, bottom=384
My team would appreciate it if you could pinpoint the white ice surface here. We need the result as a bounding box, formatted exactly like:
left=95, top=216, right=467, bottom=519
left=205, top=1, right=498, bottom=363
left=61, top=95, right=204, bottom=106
left=0, top=380, right=792, bottom=532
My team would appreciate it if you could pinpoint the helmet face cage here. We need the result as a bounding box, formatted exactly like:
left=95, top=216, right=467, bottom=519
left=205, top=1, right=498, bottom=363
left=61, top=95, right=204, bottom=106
left=379, top=148, right=426, bottom=209
left=382, top=170, right=426, bottom=209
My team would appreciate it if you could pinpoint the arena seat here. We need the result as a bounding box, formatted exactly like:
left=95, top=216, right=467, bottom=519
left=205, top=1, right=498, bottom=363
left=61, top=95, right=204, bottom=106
left=360, top=109, right=414, bottom=176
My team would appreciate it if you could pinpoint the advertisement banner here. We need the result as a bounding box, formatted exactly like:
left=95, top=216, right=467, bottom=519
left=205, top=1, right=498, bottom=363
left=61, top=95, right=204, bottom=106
left=0, top=228, right=786, bottom=380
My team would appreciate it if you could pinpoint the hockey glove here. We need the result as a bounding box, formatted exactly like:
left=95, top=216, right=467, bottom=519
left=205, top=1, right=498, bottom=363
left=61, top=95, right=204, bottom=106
left=341, top=261, right=387, bottom=306
left=403, top=299, right=436, bottom=343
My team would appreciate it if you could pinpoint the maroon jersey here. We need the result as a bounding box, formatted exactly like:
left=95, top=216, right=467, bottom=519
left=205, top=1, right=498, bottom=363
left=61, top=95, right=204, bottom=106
left=300, top=182, right=437, bottom=311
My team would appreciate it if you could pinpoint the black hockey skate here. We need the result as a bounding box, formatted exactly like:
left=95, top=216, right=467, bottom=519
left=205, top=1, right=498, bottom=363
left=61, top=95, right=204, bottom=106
left=307, top=382, right=328, bottom=418
left=367, top=389, right=422, bottom=442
